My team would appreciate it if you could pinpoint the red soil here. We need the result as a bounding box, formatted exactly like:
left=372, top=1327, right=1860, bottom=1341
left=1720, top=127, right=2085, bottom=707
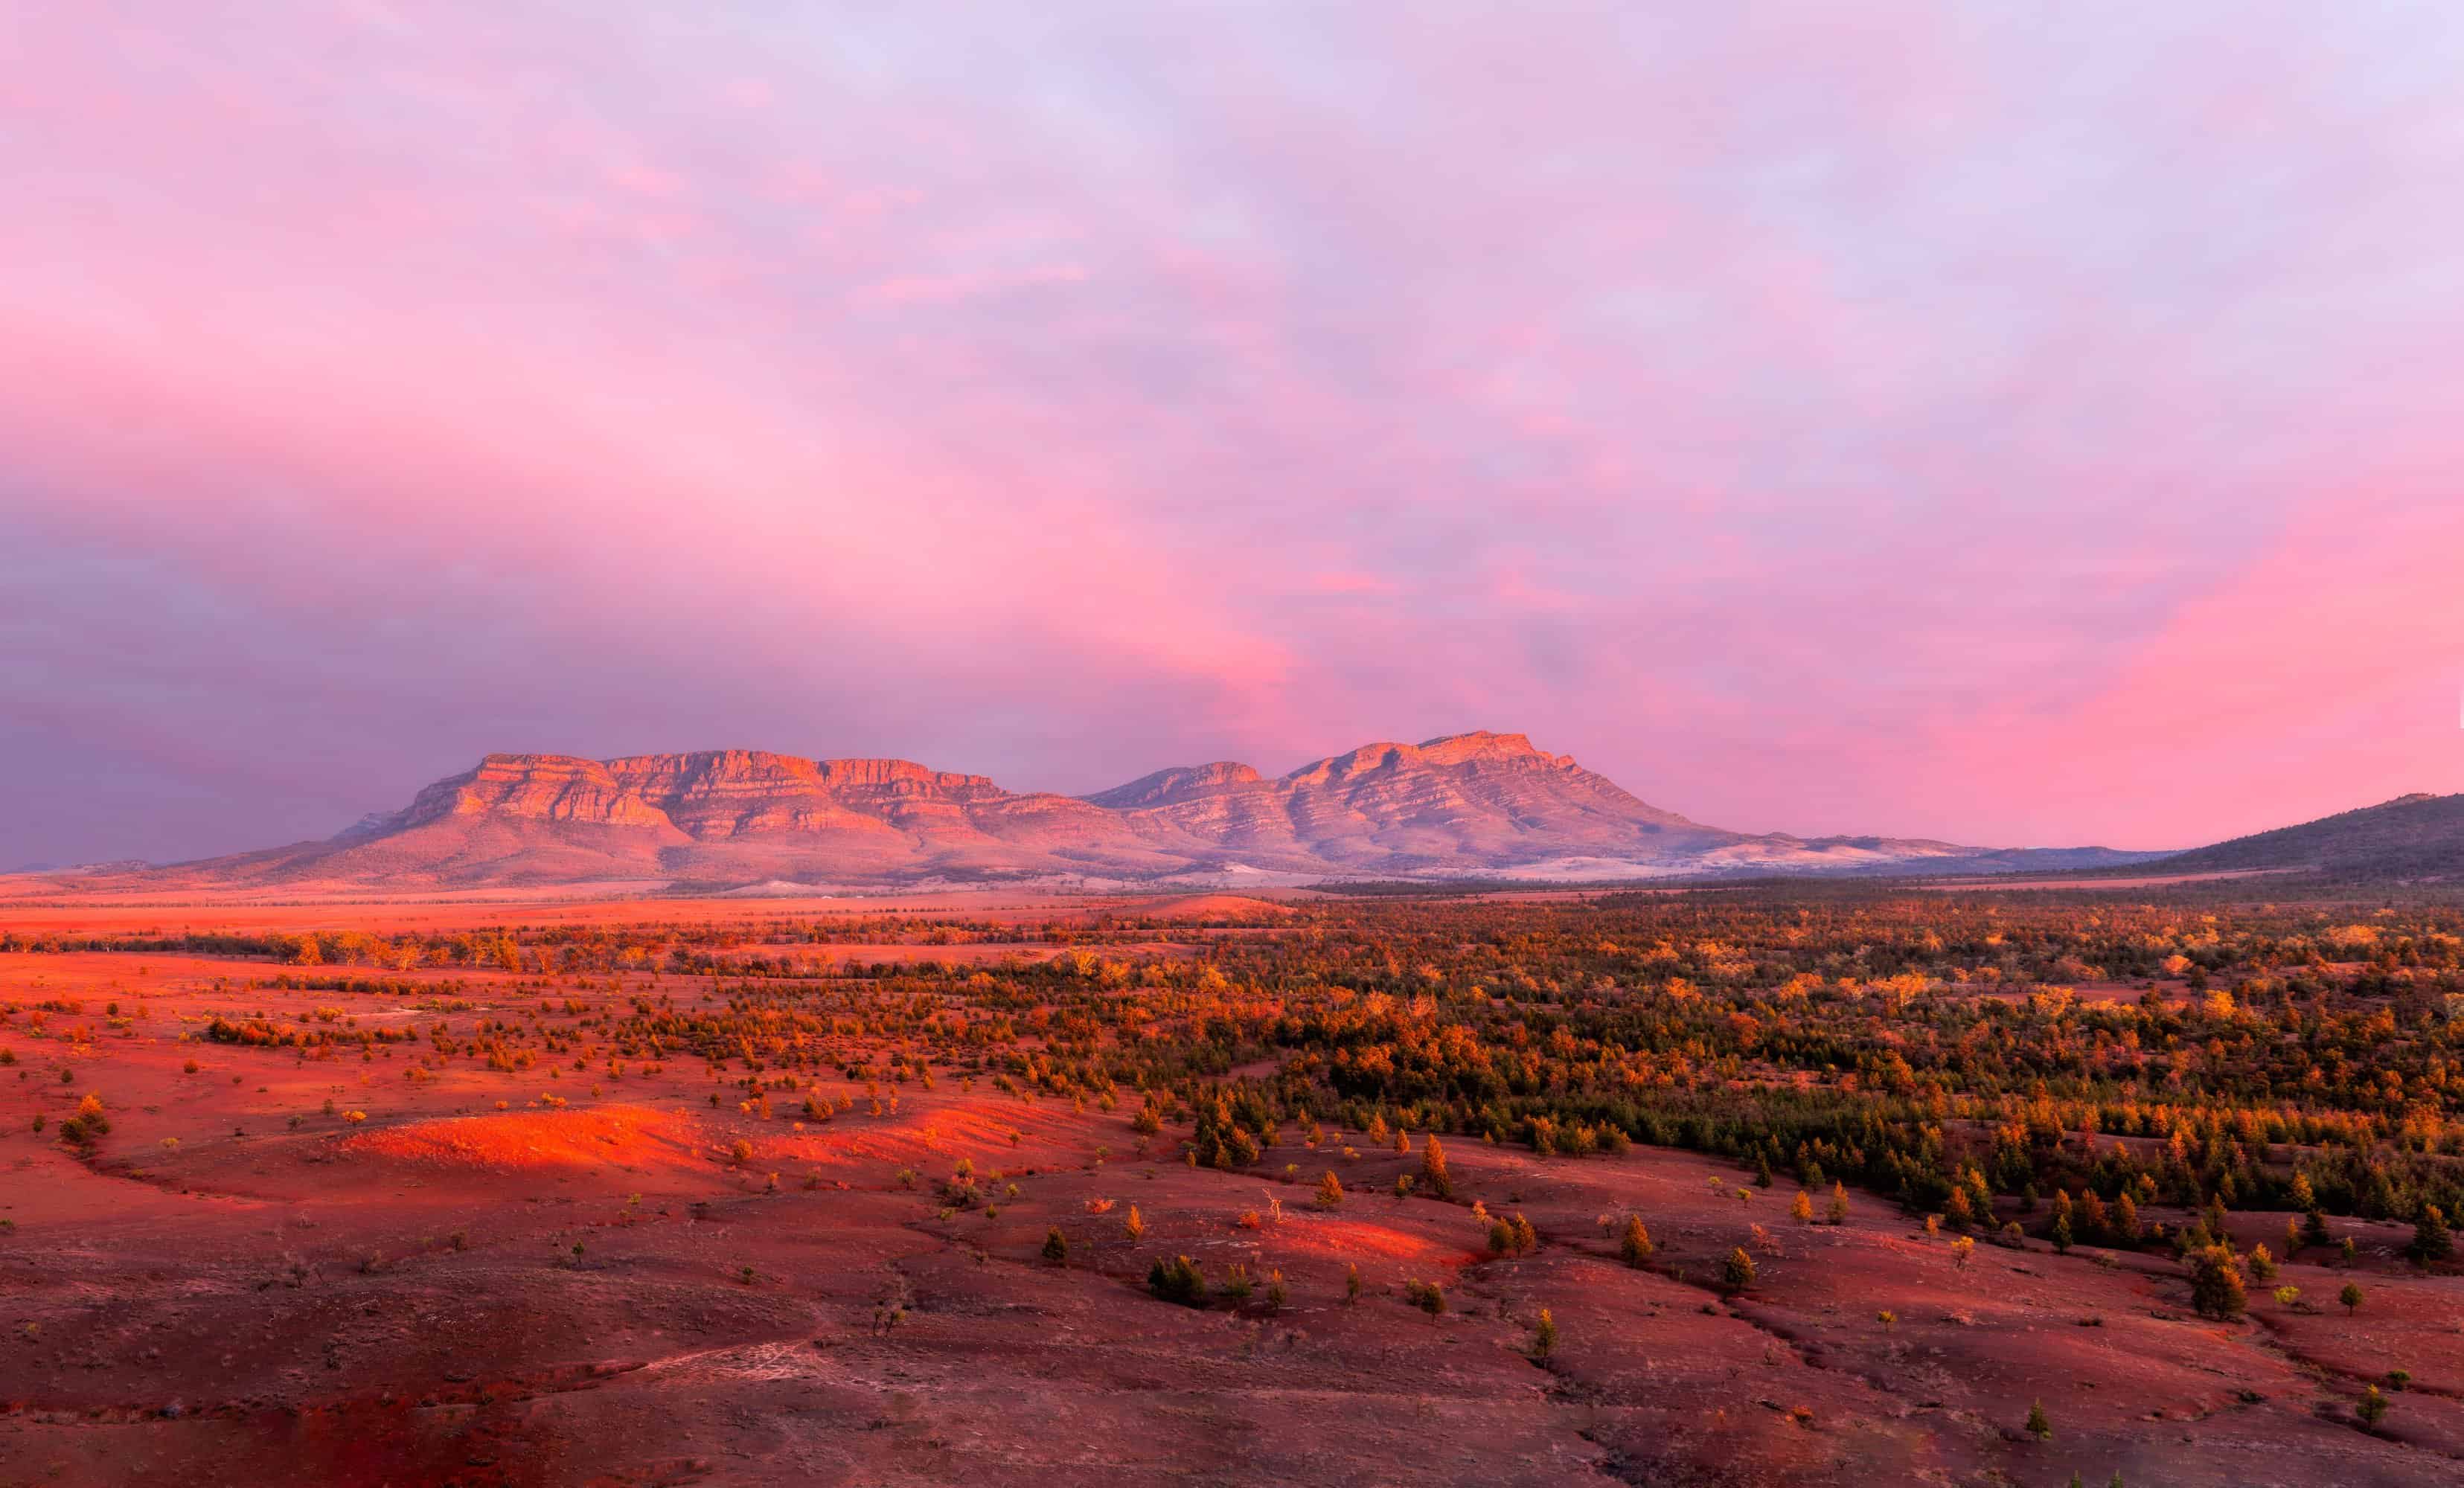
left=1, top=946, right=2458, bottom=1487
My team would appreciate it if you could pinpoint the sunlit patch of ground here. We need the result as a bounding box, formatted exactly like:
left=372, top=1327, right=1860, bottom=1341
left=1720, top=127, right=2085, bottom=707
left=342, top=1105, right=700, bottom=1173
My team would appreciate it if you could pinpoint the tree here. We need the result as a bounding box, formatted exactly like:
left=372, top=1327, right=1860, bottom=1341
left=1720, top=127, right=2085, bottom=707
left=1791, top=1190, right=1814, bottom=1225
left=2358, top=1384, right=2389, bottom=1429
left=1827, top=1181, right=1849, bottom=1225
left=2050, top=1213, right=2073, bottom=1254
left=2024, top=1399, right=2052, bottom=1441
left=1042, top=1227, right=1069, bottom=1266
left=1124, top=1204, right=1145, bottom=1242
left=2340, top=1281, right=2366, bottom=1317
left=1530, top=1307, right=1558, bottom=1360
left=1419, top=1133, right=1453, bottom=1199
left=2247, top=1244, right=2276, bottom=1284
left=1316, top=1171, right=1345, bottom=1210
left=2407, top=1203, right=2451, bottom=1265
left=1345, top=1262, right=1362, bottom=1306
left=1620, top=1216, right=1654, bottom=1266
left=1951, top=1236, right=1975, bottom=1271
left=2187, top=1245, right=2245, bottom=1320
left=1722, top=1246, right=1756, bottom=1292
left=2303, top=1208, right=2332, bottom=1249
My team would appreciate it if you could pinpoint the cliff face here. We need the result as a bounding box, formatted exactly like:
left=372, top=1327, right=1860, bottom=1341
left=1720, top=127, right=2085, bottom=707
left=98, top=731, right=2159, bottom=890
left=248, top=746, right=1168, bottom=886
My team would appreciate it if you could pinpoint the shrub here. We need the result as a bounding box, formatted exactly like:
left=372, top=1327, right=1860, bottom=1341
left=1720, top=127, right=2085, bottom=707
left=1722, top=1246, right=1756, bottom=1292
left=1041, top=1227, right=1069, bottom=1265
left=1147, top=1254, right=1206, bottom=1306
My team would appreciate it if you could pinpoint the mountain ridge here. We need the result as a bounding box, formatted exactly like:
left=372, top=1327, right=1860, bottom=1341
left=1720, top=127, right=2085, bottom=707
left=2137, top=791, right=2464, bottom=881
left=7, top=731, right=2166, bottom=892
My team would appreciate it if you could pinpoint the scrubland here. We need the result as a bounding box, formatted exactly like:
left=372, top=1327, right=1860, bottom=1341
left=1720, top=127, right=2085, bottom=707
left=1, top=888, right=2460, bottom=1486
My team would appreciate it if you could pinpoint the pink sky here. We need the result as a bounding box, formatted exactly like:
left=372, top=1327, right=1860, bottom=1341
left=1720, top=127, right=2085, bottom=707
left=4, top=3, right=2463, bottom=865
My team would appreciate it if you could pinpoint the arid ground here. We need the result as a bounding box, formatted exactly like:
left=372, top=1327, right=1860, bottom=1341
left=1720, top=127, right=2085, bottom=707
left=1, top=891, right=2459, bottom=1487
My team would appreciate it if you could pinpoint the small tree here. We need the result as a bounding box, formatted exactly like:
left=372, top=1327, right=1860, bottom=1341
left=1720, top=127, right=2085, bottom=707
left=1042, top=1227, right=1069, bottom=1266
left=1722, top=1246, right=1756, bottom=1293
left=1619, top=1216, right=1654, bottom=1266
left=2340, top=1281, right=2366, bottom=1317
left=1951, top=1236, right=1975, bottom=1271
left=1124, top=1205, right=1145, bottom=1242
left=1419, top=1134, right=1453, bottom=1200
left=1316, top=1171, right=1345, bottom=1210
left=1827, top=1181, right=1849, bottom=1225
left=2357, top=1384, right=2389, bottom=1429
left=2247, top=1244, right=2277, bottom=1284
left=2024, top=1399, right=2052, bottom=1441
left=2188, top=1245, right=2246, bottom=1321
left=1530, top=1307, right=1558, bottom=1360
left=2407, top=1203, right=2451, bottom=1265
left=1344, top=1262, right=1362, bottom=1306
left=1791, top=1190, right=1814, bottom=1225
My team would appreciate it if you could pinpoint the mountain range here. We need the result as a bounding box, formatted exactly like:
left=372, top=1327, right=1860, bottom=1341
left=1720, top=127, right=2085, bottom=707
left=7, top=731, right=2172, bottom=893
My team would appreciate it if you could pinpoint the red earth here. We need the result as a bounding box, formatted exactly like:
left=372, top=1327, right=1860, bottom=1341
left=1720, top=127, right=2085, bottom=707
left=1, top=916, right=2458, bottom=1487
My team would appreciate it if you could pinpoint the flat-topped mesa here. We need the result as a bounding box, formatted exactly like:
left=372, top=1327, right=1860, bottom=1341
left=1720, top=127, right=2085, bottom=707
left=76, top=725, right=2172, bottom=890
left=400, top=754, right=671, bottom=830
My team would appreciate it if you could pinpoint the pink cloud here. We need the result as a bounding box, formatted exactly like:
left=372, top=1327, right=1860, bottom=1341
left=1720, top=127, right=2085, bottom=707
left=2, top=2, right=2461, bottom=863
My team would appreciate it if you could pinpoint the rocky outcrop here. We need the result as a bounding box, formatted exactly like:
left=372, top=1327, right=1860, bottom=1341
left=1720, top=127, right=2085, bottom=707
left=88, top=731, right=2161, bottom=890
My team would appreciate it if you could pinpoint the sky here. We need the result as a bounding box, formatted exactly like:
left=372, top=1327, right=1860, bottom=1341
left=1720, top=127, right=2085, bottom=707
left=4, top=2, right=2463, bottom=867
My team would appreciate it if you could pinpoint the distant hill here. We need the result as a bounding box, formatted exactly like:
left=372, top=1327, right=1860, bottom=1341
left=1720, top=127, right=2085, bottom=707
left=5, top=731, right=2159, bottom=893
left=2146, top=792, right=2464, bottom=881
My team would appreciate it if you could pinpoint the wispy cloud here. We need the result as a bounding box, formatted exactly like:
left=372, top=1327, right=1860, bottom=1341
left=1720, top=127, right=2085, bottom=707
left=3, top=2, right=2461, bottom=862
